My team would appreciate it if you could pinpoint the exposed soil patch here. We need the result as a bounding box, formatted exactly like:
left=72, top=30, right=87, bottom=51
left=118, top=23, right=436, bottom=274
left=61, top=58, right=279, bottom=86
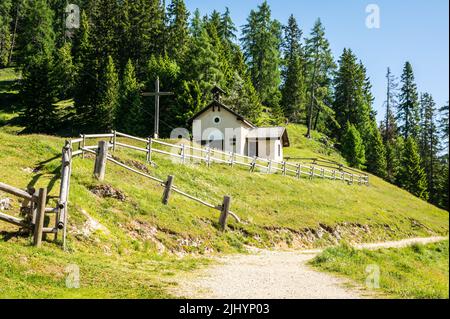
left=90, top=184, right=126, bottom=201
left=110, top=155, right=152, bottom=174
left=122, top=220, right=165, bottom=253
left=260, top=221, right=435, bottom=249
left=125, top=160, right=152, bottom=174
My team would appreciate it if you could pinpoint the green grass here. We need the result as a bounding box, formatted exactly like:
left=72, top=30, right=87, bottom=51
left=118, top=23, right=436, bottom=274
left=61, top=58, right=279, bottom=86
left=0, top=240, right=209, bottom=298
left=310, top=240, right=449, bottom=299
left=283, top=124, right=346, bottom=164
left=0, top=67, right=448, bottom=298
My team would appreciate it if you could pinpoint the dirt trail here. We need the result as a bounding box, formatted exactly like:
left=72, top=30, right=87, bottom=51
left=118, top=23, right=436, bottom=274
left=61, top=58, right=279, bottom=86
left=174, top=236, right=447, bottom=299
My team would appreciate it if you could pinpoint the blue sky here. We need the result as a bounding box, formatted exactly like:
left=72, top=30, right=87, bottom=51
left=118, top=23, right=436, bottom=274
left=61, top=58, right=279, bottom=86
left=185, top=0, right=449, bottom=123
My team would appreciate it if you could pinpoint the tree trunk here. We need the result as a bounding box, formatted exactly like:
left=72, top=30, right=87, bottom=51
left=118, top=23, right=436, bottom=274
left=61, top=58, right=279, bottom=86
left=8, top=5, right=19, bottom=66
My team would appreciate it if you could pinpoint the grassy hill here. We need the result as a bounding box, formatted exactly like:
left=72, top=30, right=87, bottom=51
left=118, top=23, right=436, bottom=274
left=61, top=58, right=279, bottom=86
left=0, top=67, right=448, bottom=298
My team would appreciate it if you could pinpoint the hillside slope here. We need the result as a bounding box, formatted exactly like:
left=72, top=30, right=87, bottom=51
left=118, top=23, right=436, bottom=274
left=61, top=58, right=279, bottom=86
left=0, top=124, right=448, bottom=297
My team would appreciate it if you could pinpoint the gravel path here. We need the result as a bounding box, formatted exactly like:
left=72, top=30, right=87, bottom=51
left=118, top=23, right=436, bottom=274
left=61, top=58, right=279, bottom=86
left=174, top=236, right=447, bottom=299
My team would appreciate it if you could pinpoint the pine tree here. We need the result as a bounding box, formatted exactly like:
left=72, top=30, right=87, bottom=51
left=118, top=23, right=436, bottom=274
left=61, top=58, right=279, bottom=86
left=117, top=59, right=144, bottom=135
left=438, top=101, right=449, bottom=151
left=333, top=49, right=371, bottom=137
left=19, top=0, right=58, bottom=133
left=304, top=19, right=335, bottom=137
left=280, top=15, right=306, bottom=122
left=241, top=1, right=282, bottom=110
left=0, top=0, right=12, bottom=67
left=18, top=0, right=56, bottom=67
left=73, top=10, right=99, bottom=128
left=341, top=122, right=366, bottom=170
left=97, top=55, right=119, bottom=131
left=419, top=93, right=440, bottom=204
left=223, top=70, right=263, bottom=124
left=88, top=0, right=120, bottom=63
left=365, top=122, right=387, bottom=178
left=184, top=23, right=224, bottom=96
left=119, top=0, right=165, bottom=75
left=382, top=67, right=399, bottom=142
left=398, top=136, right=429, bottom=200
left=52, top=42, right=75, bottom=100
left=166, top=0, right=190, bottom=62
left=397, top=62, right=420, bottom=139
left=219, top=7, right=237, bottom=44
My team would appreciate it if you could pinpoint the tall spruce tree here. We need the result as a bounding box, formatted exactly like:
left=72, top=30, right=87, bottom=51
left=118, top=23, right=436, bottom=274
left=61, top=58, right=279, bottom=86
left=184, top=22, right=224, bottom=97
left=419, top=93, right=440, bottom=204
left=0, top=0, right=12, bottom=67
left=381, top=67, right=401, bottom=183
left=73, top=10, right=99, bottom=129
left=280, top=15, right=306, bottom=122
left=398, top=136, right=429, bottom=200
left=304, top=19, right=335, bottom=137
left=241, top=1, right=282, bottom=111
left=219, top=7, right=237, bottom=44
left=97, top=55, right=119, bottom=131
left=341, top=122, right=366, bottom=170
left=333, top=49, right=371, bottom=137
left=119, top=0, right=165, bottom=75
left=117, top=59, right=144, bottom=135
left=88, top=0, right=120, bottom=63
left=52, top=42, right=75, bottom=100
left=166, top=0, right=190, bottom=62
left=382, top=67, right=398, bottom=142
left=19, top=0, right=58, bottom=133
left=365, top=122, right=387, bottom=178
left=397, top=62, right=420, bottom=139
left=438, top=101, right=449, bottom=151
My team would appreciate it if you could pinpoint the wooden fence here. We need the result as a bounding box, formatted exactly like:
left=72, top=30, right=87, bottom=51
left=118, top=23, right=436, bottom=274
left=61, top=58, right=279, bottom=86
left=0, top=182, right=54, bottom=247
left=73, top=131, right=369, bottom=185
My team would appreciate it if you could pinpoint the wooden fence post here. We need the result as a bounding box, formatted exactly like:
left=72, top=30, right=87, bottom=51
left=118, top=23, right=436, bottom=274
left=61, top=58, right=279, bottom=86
left=218, top=195, right=231, bottom=230
left=94, top=141, right=108, bottom=181
left=33, top=188, right=47, bottom=247
left=267, top=160, right=272, bottom=174
left=250, top=157, right=256, bottom=172
left=206, top=147, right=211, bottom=167
left=181, top=144, right=186, bottom=164
left=81, top=134, right=86, bottom=159
left=146, top=138, right=152, bottom=163
left=162, top=175, right=174, bottom=205
left=282, top=161, right=287, bottom=176
left=229, top=152, right=234, bottom=166
left=111, top=130, right=117, bottom=152
left=310, top=166, right=314, bottom=179
left=321, top=168, right=325, bottom=178
left=296, top=164, right=301, bottom=179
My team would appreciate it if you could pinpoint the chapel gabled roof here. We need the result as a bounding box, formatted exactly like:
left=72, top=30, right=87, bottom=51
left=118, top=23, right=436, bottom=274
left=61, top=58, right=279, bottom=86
left=188, top=100, right=256, bottom=128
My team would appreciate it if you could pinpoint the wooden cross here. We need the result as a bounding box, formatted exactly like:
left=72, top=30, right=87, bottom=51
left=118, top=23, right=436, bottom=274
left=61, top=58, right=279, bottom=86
left=142, top=77, right=174, bottom=139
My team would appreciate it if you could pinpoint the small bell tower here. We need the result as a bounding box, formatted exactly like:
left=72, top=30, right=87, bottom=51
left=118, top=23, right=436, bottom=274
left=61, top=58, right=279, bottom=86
left=211, top=85, right=226, bottom=102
